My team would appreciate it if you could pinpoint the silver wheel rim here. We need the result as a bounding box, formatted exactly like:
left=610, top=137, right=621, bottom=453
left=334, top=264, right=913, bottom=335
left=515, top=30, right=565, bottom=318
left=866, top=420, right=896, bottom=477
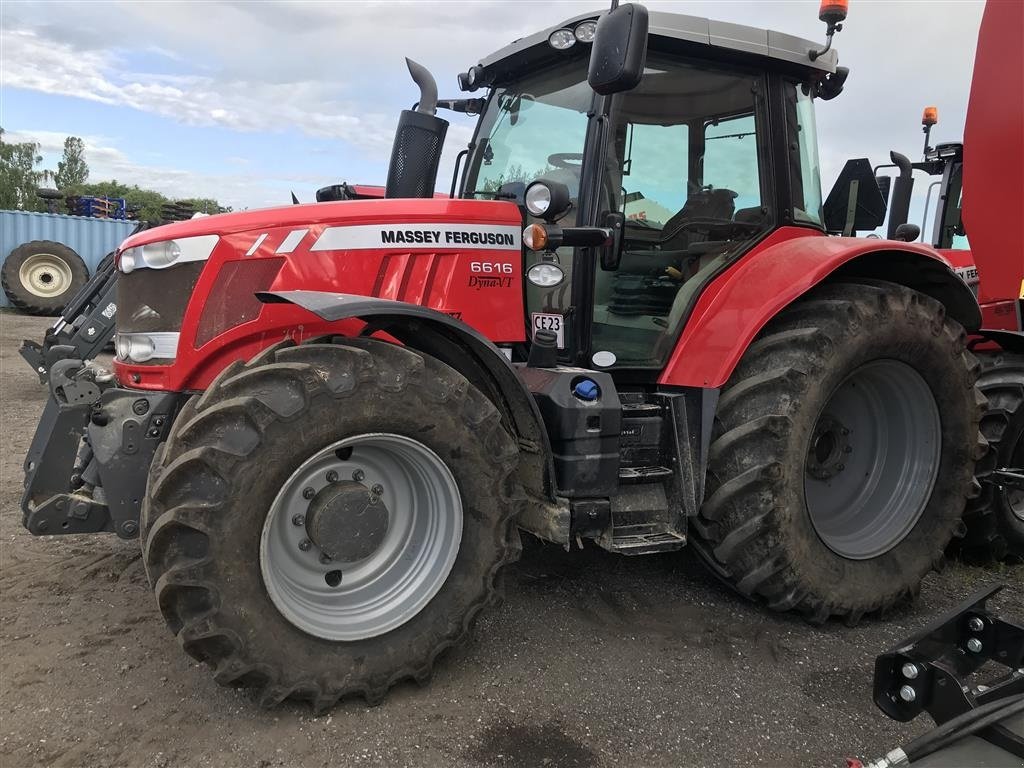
left=804, top=360, right=941, bottom=560
left=18, top=253, right=74, bottom=298
left=260, top=433, right=463, bottom=641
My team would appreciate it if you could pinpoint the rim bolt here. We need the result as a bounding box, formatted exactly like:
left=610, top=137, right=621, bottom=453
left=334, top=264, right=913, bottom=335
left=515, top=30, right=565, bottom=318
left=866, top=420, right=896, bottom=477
left=901, top=663, right=919, bottom=679
left=302, top=487, right=315, bottom=500
left=292, top=514, right=305, bottom=527
left=319, top=553, right=333, bottom=564
left=898, top=685, right=916, bottom=703
left=841, top=428, right=850, bottom=436
left=837, top=464, right=845, bottom=471
left=326, top=470, right=338, bottom=483
left=371, top=483, right=384, bottom=495
left=844, top=446, right=853, bottom=454
left=967, top=616, right=984, bottom=632
left=966, top=638, right=983, bottom=653
left=298, top=539, right=312, bottom=552
left=352, top=469, right=365, bottom=482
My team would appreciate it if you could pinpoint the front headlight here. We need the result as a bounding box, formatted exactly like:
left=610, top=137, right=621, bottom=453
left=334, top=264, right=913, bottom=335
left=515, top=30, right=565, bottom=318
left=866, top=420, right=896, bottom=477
left=119, top=234, right=219, bottom=273
left=115, top=332, right=179, bottom=363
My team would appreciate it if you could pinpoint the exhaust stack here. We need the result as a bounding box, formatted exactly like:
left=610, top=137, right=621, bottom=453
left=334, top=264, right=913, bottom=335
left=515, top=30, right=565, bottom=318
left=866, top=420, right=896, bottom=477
left=385, top=59, right=449, bottom=199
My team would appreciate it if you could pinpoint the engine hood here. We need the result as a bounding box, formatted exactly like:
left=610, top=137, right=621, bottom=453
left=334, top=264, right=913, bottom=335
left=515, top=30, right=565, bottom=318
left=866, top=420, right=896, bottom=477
left=120, top=198, right=522, bottom=250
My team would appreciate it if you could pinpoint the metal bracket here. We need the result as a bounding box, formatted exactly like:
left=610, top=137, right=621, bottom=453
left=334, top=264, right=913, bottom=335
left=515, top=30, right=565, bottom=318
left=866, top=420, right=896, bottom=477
left=873, top=584, right=1024, bottom=753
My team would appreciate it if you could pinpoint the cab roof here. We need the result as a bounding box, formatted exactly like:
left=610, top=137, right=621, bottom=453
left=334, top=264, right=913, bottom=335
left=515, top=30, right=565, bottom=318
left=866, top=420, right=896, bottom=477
left=477, top=10, right=838, bottom=79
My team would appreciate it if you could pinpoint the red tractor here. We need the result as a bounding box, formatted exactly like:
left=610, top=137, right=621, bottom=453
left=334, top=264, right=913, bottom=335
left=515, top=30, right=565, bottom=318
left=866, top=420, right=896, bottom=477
left=871, top=0, right=1024, bottom=561
left=21, top=3, right=990, bottom=706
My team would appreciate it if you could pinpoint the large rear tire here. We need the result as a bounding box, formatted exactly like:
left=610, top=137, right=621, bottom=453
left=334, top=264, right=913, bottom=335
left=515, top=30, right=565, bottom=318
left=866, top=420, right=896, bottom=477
left=141, top=338, right=523, bottom=708
left=691, top=281, right=984, bottom=622
left=2, top=240, right=88, bottom=315
left=957, top=351, right=1024, bottom=561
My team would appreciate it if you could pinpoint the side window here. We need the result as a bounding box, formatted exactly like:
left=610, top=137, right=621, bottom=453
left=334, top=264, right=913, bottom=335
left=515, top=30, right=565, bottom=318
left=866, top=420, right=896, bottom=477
left=789, top=85, right=824, bottom=226
left=704, top=115, right=761, bottom=215
left=620, top=123, right=690, bottom=228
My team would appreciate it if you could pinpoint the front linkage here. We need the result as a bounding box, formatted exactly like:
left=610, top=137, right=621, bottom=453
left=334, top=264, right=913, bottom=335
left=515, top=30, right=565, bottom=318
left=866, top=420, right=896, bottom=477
left=16, top=221, right=185, bottom=540
left=21, top=357, right=180, bottom=539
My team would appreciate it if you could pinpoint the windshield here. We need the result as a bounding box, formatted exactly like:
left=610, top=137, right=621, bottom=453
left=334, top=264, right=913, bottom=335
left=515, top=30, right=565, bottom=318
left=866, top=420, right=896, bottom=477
left=462, top=61, right=592, bottom=202
left=462, top=60, right=593, bottom=349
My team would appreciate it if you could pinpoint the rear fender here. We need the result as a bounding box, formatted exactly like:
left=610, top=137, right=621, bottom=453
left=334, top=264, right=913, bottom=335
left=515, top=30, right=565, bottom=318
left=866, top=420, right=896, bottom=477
left=659, top=228, right=982, bottom=388
left=258, top=290, right=555, bottom=501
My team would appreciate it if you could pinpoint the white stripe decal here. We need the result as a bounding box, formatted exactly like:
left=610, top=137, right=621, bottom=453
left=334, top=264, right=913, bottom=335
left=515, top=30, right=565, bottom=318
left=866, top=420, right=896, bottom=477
left=311, top=223, right=521, bottom=252
left=276, top=228, right=309, bottom=254
left=246, top=233, right=268, bottom=256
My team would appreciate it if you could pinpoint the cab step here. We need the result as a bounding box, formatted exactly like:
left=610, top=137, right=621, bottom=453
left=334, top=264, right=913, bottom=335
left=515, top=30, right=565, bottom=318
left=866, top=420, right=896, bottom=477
left=618, top=465, right=673, bottom=483
left=609, top=523, right=686, bottom=555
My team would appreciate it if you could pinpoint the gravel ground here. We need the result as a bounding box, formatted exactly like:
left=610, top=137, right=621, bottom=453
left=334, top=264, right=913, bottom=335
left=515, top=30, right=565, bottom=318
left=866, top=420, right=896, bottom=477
left=1, top=311, right=1021, bottom=768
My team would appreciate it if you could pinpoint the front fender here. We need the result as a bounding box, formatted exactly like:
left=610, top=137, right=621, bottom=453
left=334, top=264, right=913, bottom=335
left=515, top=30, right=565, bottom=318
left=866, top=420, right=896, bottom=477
left=659, top=227, right=982, bottom=388
left=258, top=290, right=555, bottom=501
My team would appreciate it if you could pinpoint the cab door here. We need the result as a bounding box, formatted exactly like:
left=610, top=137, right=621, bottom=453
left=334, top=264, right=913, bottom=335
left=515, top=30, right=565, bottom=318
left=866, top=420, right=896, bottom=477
left=588, top=55, right=773, bottom=372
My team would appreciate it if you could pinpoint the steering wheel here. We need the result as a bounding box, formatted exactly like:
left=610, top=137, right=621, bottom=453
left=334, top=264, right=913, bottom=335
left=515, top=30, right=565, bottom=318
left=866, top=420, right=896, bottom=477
left=547, top=153, right=584, bottom=170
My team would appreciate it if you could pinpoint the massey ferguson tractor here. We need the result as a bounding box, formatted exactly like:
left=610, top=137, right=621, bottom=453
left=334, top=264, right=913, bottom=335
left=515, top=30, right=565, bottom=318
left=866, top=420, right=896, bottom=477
left=868, top=0, right=1024, bottom=563
left=19, top=2, right=995, bottom=707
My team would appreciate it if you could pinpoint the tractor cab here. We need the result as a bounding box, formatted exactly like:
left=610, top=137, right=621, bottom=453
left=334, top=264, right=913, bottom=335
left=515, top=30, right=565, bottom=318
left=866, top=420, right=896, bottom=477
left=451, top=7, right=847, bottom=372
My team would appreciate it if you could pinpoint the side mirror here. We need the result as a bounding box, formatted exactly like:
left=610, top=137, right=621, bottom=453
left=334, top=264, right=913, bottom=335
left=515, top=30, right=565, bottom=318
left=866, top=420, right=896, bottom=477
left=893, top=223, right=920, bottom=242
left=588, top=4, right=648, bottom=95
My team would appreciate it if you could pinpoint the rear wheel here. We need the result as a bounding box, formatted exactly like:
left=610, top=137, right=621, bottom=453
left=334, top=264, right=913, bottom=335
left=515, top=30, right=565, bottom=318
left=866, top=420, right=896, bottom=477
left=2, top=240, right=88, bottom=315
left=957, top=352, right=1024, bottom=561
left=691, top=281, right=983, bottom=622
left=142, top=338, right=522, bottom=707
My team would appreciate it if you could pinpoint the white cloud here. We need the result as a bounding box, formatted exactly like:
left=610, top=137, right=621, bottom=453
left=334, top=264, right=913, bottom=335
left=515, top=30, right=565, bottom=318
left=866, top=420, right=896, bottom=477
left=2, top=28, right=395, bottom=154
left=4, top=129, right=320, bottom=210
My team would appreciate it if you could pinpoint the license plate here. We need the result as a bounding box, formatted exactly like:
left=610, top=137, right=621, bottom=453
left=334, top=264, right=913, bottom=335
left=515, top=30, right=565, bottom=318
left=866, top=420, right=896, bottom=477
left=531, top=312, right=564, bottom=349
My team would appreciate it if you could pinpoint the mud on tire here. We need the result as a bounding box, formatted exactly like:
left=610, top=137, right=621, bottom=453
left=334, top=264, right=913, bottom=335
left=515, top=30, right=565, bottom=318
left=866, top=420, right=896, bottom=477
left=141, top=338, right=523, bottom=708
left=690, top=280, right=985, bottom=623
left=956, top=351, right=1024, bottom=562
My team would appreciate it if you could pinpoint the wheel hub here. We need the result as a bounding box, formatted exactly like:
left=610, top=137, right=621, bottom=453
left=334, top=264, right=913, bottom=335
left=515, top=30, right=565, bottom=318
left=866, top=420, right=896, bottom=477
left=305, top=480, right=389, bottom=562
left=806, top=415, right=852, bottom=480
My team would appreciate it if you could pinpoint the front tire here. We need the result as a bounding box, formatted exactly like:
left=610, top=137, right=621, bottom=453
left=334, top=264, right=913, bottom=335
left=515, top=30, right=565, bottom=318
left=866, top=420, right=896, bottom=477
left=691, top=281, right=983, bottom=622
left=142, top=338, right=522, bottom=708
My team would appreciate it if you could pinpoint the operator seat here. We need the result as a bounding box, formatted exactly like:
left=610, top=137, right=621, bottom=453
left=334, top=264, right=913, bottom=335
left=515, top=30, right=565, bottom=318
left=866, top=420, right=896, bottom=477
left=606, top=187, right=739, bottom=317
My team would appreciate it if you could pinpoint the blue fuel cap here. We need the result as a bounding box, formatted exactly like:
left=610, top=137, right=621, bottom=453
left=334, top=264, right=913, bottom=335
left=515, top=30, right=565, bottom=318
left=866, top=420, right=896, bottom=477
left=573, top=379, right=600, bottom=401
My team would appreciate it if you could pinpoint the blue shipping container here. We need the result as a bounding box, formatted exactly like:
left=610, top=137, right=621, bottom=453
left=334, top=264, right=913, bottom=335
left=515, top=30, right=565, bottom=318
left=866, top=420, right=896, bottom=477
left=0, top=210, right=137, bottom=308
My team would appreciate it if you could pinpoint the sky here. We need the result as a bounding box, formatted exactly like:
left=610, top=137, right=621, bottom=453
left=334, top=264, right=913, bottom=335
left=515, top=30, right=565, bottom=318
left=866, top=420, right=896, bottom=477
left=1, top=0, right=985, bottom=226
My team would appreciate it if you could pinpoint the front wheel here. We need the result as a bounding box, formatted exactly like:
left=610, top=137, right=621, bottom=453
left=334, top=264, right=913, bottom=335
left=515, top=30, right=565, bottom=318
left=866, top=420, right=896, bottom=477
left=142, top=338, right=522, bottom=707
left=691, top=281, right=983, bottom=622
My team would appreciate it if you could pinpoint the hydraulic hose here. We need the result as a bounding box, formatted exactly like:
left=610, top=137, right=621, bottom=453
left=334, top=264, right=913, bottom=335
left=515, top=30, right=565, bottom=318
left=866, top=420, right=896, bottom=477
left=856, top=694, right=1024, bottom=767
left=902, top=694, right=1023, bottom=763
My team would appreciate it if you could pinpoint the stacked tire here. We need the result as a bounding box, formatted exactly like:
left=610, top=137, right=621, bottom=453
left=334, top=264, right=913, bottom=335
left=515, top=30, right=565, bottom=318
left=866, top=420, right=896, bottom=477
left=2, top=240, right=89, bottom=315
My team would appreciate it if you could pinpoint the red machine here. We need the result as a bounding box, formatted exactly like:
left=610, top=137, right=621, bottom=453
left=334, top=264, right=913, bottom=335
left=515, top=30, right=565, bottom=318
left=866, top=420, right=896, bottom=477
left=19, top=2, right=998, bottom=707
left=875, top=0, right=1023, bottom=559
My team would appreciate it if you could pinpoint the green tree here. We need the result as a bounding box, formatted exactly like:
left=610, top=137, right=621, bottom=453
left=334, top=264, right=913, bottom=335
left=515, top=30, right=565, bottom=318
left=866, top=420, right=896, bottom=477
left=55, top=136, right=89, bottom=192
left=0, top=127, right=45, bottom=211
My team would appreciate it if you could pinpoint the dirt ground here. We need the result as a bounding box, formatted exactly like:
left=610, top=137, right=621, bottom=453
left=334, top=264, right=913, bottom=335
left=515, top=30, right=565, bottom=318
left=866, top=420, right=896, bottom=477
left=1, top=311, right=1021, bottom=768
